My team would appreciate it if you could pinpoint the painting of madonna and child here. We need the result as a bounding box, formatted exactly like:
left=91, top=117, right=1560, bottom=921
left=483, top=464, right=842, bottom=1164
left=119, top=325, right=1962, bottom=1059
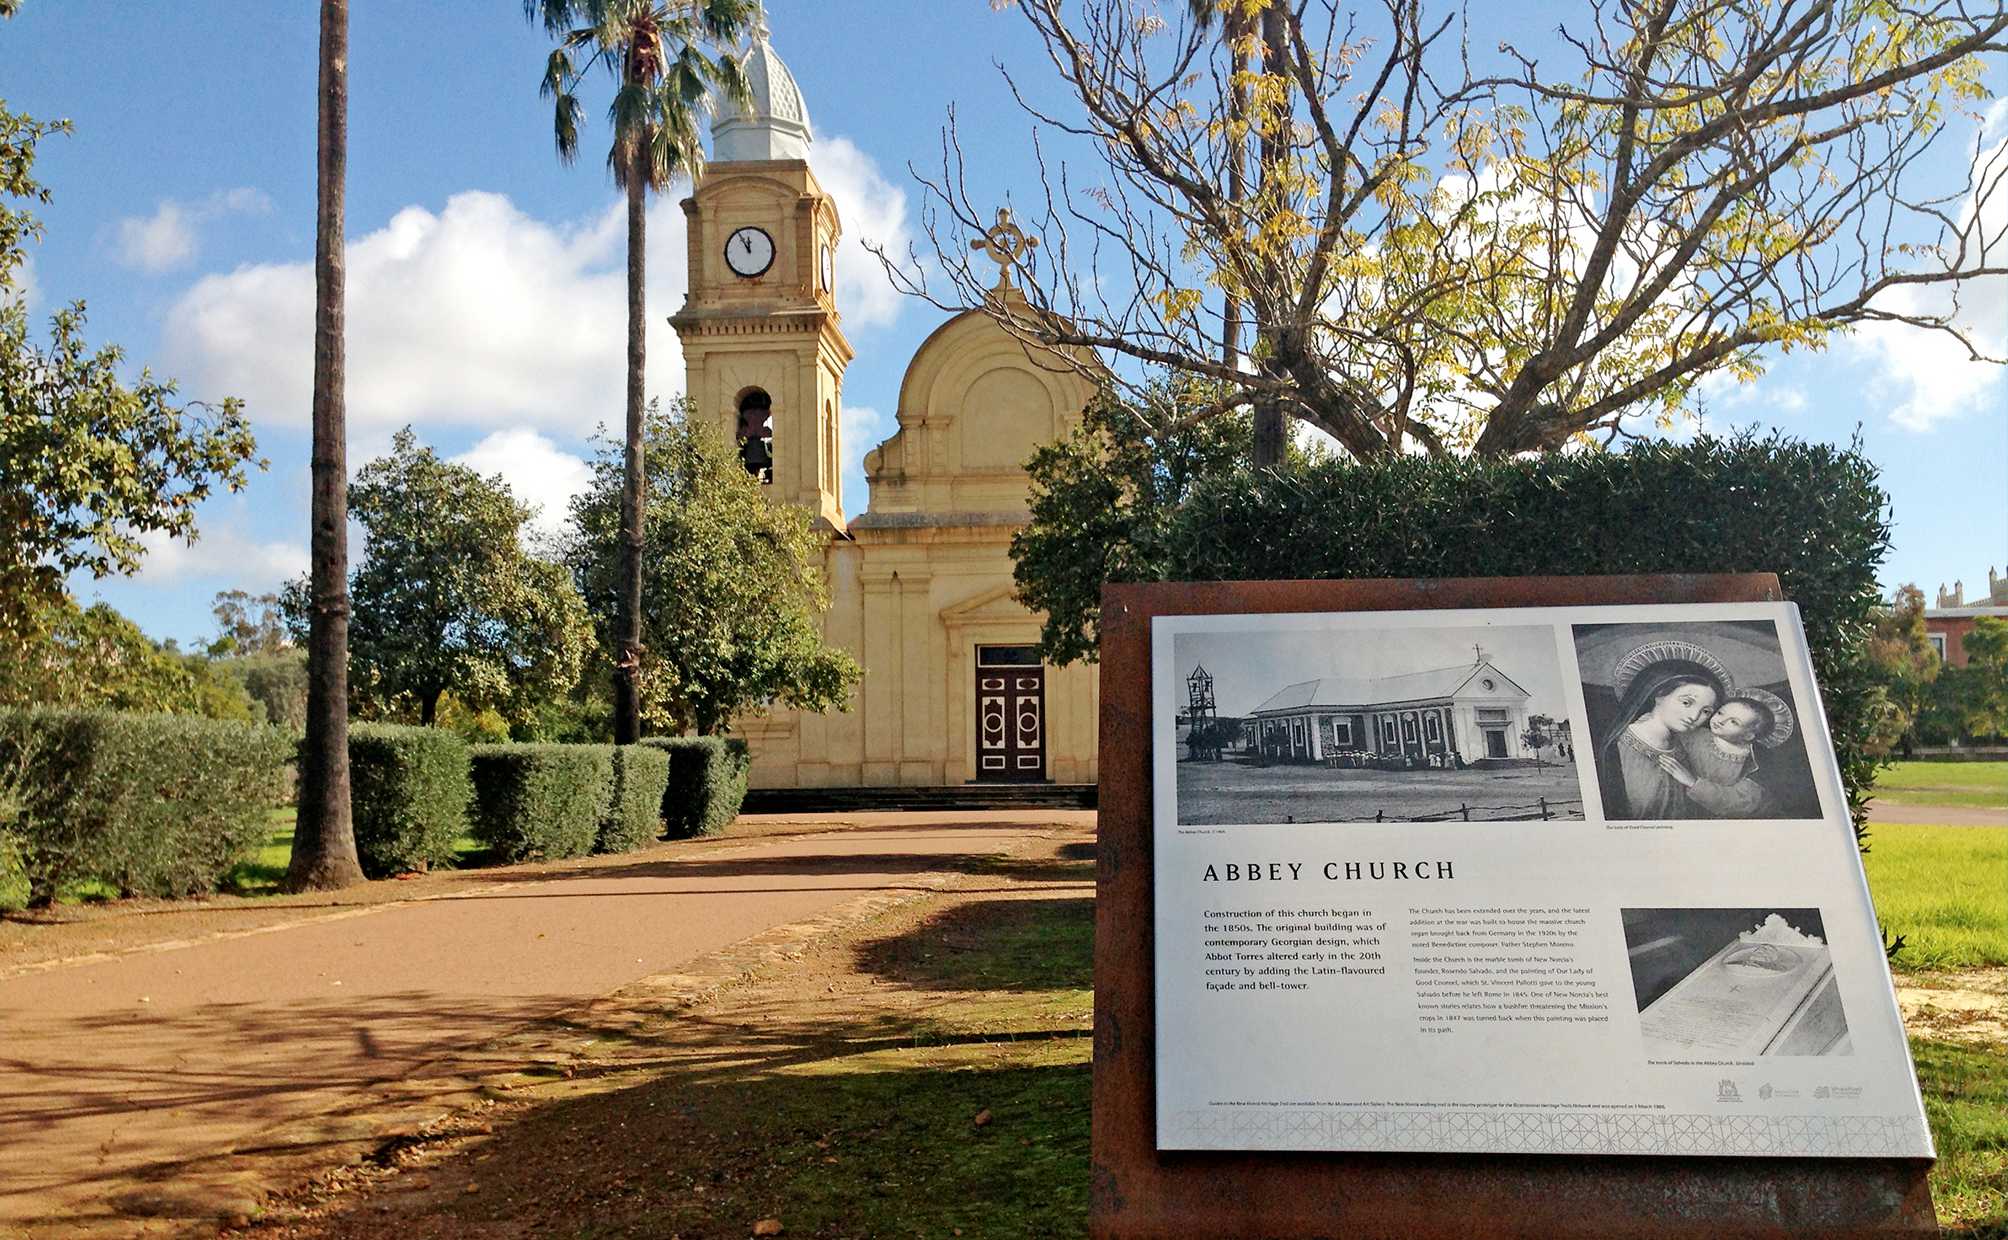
left=1172, top=623, right=1585, bottom=825
left=1573, top=620, right=1824, bottom=821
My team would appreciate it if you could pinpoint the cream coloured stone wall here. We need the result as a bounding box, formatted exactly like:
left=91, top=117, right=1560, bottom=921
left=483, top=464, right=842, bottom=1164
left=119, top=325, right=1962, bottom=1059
left=733, top=305, right=1099, bottom=789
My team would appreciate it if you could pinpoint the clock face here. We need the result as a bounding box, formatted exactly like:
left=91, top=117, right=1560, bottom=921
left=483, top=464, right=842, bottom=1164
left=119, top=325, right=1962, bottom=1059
left=725, top=226, right=775, bottom=278
left=820, top=242, right=835, bottom=292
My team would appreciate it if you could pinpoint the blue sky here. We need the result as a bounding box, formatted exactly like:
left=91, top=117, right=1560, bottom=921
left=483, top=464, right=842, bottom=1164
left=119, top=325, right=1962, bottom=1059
left=2, top=2, right=2003, bottom=647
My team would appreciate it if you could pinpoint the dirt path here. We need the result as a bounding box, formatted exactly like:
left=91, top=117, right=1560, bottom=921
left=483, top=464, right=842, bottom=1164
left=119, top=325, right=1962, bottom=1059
left=0, top=813, right=1091, bottom=1234
left=1866, top=800, right=2007, bottom=827
left=237, top=826, right=1101, bottom=1240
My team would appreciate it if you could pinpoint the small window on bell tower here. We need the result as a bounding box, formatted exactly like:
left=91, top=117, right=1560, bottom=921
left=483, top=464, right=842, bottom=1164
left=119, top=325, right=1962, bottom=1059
left=736, top=389, right=773, bottom=484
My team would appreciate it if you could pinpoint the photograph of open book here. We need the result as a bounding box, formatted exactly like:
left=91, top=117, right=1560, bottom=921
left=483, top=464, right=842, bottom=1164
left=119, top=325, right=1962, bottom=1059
left=1622, top=908, right=1852, bottom=1060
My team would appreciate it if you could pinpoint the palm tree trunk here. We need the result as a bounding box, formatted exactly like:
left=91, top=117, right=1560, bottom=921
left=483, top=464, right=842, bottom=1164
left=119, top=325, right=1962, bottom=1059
left=613, top=153, right=647, bottom=745
left=290, top=0, right=364, bottom=892
left=1251, top=2, right=1289, bottom=469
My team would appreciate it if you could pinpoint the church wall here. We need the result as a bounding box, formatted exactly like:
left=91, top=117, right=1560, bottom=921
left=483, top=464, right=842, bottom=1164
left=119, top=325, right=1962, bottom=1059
left=738, top=525, right=1100, bottom=790
left=674, top=132, right=1098, bottom=790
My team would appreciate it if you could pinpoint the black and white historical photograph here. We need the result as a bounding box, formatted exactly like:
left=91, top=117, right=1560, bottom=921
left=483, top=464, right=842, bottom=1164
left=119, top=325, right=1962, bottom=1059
left=1622, top=908, right=1852, bottom=1059
left=1574, top=621, right=1823, bottom=821
left=1171, top=623, right=1585, bottom=825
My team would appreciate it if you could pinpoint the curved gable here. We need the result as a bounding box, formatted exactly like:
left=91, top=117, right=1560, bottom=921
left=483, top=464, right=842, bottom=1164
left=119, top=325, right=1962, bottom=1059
left=863, top=305, right=1095, bottom=517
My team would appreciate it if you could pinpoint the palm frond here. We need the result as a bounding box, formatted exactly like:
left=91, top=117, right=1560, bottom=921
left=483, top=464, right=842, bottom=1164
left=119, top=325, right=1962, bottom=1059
left=702, top=45, right=752, bottom=114
left=552, top=90, right=585, bottom=166
left=540, top=47, right=575, bottom=100
left=697, top=0, right=759, bottom=44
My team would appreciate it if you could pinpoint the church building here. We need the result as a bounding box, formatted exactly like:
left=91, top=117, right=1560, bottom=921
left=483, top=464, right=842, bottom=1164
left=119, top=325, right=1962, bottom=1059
left=670, top=28, right=1100, bottom=789
left=1247, top=661, right=1537, bottom=768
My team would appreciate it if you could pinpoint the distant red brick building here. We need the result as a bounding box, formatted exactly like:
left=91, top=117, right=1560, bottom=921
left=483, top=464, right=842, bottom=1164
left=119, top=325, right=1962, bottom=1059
left=1924, top=569, right=2008, bottom=667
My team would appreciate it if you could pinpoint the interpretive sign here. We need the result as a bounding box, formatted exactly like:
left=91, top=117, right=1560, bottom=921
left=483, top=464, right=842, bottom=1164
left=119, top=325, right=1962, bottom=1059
left=1092, top=576, right=1938, bottom=1239
left=1149, top=602, right=1928, bottom=1159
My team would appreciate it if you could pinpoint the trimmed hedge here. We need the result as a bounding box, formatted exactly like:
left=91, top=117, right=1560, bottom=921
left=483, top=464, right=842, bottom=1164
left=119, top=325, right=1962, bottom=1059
left=1018, top=428, right=1892, bottom=829
left=348, top=723, right=470, bottom=878
left=641, top=736, right=751, bottom=838
left=597, top=744, right=671, bottom=854
left=467, top=743, right=614, bottom=862
left=0, top=710, right=290, bottom=907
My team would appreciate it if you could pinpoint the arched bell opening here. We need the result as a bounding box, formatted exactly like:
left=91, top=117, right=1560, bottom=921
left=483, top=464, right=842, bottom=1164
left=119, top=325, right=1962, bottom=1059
left=735, top=388, right=774, bottom=484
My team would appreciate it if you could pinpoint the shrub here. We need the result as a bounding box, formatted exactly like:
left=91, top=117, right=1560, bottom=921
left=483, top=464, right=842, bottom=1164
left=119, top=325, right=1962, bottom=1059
left=597, top=744, right=671, bottom=853
left=348, top=723, right=470, bottom=878
left=641, top=736, right=750, bottom=838
left=467, top=743, right=613, bottom=862
left=0, top=709, right=290, bottom=906
left=1018, top=427, right=1892, bottom=831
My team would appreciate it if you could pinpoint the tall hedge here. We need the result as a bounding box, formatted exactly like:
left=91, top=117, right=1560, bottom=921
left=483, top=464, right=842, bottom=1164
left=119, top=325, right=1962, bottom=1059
left=348, top=723, right=470, bottom=878
left=0, top=710, right=291, bottom=906
left=597, top=744, right=671, bottom=854
left=641, top=736, right=750, bottom=838
left=467, top=743, right=613, bottom=862
left=1016, top=430, right=1891, bottom=828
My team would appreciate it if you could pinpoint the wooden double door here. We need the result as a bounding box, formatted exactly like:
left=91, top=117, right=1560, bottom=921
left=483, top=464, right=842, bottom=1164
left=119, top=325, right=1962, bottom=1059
left=976, top=647, right=1046, bottom=782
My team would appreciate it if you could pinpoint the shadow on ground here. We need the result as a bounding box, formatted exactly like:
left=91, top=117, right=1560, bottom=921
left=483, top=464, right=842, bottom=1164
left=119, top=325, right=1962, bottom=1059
left=853, top=896, right=1093, bottom=993
left=253, top=884, right=1098, bottom=1239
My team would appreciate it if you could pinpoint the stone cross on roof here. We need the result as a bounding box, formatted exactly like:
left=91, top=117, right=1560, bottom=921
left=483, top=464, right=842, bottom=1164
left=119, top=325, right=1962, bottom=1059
left=972, top=206, right=1038, bottom=289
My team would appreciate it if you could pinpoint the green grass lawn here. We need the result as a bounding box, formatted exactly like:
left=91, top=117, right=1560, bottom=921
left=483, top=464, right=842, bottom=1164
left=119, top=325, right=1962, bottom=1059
left=0, top=807, right=490, bottom=908
left=1864, top=822, right=2008, bottom=969
left=1877, top=761, right=2008, bottom=811
left=220, top=807, right=488, bottom=895
left=1914, top=1039, right=2008, bottom=1237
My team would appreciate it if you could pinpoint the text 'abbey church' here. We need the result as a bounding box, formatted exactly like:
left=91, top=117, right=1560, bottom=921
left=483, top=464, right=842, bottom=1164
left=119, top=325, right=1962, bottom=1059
left=670, top=26, right=1099, bottom=790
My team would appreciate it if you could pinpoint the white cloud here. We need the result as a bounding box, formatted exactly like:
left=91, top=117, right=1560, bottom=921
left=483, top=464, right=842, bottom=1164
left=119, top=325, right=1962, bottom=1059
left=813, top=133, right=913, bottom=330
left=116, top=203, right=196, bottom=272
left=135, top=523, right=308, bottom=589
left=838, top=402, right=890, bottom=512
left=1847, top=134, right=2008, bottom=432
left=163, top=189, right=696, bottom=439
left=4, top=252, right=35, bottom=313
left=113, top=188, right=273, bottom=274
left=1692, top=372, right=1807, bottom=417
left=450, top=428, right=592, bottom=543
left=160, top=135, right=909, bottom=445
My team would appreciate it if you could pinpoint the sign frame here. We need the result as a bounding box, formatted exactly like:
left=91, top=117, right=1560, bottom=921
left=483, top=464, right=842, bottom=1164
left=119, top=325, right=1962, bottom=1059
left=1090, top=574, right=1936, bottom=1239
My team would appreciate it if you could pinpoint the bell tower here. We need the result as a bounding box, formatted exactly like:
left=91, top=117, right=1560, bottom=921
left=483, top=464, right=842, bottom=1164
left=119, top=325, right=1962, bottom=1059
left=670, top=23, right=851, bottom=528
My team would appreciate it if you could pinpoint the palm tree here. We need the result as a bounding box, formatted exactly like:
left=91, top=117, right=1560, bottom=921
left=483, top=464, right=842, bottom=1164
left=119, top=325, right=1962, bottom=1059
left=289, top=0, right=365, bottom=890
left=526, top=0, right=755, bottom=744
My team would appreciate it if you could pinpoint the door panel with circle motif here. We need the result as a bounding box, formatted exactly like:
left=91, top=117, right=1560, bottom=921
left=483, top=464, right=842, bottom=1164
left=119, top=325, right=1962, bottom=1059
left=975, top=662, right=1046, bottom=782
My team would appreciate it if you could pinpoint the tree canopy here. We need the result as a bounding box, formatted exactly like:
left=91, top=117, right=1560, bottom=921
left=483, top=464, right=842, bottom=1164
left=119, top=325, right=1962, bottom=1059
left=0, top=596, right=255, bottom=720
left=560, top=402, right=860, bottom=736
left=897, top=0, right=2007, bottom=457
left=0, top=96, right=259, bottom=635
left=299, top=428, right=595, bottom=727
left=1861, top=583, right=1942, bottom=756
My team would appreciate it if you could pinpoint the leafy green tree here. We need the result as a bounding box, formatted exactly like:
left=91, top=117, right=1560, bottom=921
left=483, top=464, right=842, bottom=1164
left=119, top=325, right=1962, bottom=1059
left=0, top=95, right=259, bottom=637
left=562, top=401, right=859, bottom=736
left=206, top=589, right=291, bottom=656
left=1862, top=584, right=1941, bottom=758
left=906, top=0, right=2006, bottom=458
left=0, top=597, right=253, bottom=719
left=1012, top=380, right=1266, bottom=665
left=319, top=428, right=596, bottom=728
left=1922, top=616, right=2008, bottom=744
left=526, top=0, right=755, bottom=744
left=227, top=649, right=310, bottom=732
left=1958, top=618, right=2008, bottom=740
